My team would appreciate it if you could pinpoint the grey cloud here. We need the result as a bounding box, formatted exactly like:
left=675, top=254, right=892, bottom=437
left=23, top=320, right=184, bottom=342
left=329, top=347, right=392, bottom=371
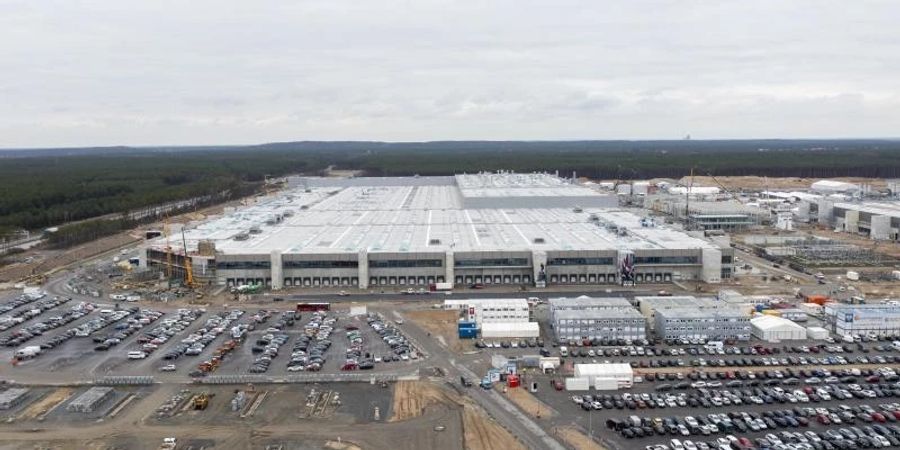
left=0, top=0, right=898, bottom=146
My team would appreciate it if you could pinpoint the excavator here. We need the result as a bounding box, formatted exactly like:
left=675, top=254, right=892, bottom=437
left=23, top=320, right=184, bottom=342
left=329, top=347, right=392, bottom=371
left=192, top=392, right=212, bottom=410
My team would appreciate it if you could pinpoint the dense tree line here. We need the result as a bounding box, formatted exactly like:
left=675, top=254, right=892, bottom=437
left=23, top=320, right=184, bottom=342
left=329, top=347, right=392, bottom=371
left=2, top=140, right=899, bottom=235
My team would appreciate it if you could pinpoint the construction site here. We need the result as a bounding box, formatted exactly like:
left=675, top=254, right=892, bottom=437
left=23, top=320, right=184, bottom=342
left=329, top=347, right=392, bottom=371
left=5, top=175, right=900, bottom=450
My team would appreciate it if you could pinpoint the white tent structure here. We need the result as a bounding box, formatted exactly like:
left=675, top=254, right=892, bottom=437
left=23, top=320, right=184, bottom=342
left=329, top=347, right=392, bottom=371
left=573, top=363, right=634, bottom=389
left=751, top=315, right=807, bottom=342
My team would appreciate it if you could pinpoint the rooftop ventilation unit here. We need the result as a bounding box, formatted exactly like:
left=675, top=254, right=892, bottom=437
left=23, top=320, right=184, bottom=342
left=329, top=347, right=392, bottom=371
left=533, top=238, right=545, bottom=244
left=429, top=239, right=441, bottom=245
left=233, top=233, right=250, bottom=241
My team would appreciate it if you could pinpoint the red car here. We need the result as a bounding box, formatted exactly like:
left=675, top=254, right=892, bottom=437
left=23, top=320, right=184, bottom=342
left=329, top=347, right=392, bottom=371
left=873, top=412, right=887, bottom=423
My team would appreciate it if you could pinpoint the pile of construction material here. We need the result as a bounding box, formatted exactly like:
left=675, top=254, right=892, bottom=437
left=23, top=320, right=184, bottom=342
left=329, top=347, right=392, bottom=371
left=0, top=388, right=30, bottom=410
left=66, top=387, right=114, bottom=413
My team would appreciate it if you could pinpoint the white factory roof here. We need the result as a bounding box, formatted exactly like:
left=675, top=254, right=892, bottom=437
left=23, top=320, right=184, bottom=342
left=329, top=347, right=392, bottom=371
left=455, top=173, right=605, bottom=198
left=767, top=191, right=823, bottom=202
left=832, top=200, right=900, bottom=219
left=812, top=180, right=860, bottom=193
left=151, top=175, right=720, bottom=256
left=668, top=186, right=721, bottom=195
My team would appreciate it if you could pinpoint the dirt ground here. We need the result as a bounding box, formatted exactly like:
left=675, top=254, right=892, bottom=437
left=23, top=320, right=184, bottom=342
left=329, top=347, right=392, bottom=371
left=17, top=387, right=72, bottom=421
left=503, top=386, right=555, bottom=419
left=325, top=441, right=363, bottom=450
left=389, top=380, right=525, bottom=450
left=554, top=425, right=608, bottom=450
left=406, top=310, right=467, bottom=353
left=673, top=176, right=886, bottom=191
left=389, top=380, right=455, bottom=422
left=0, top=232, right=140, bottom=283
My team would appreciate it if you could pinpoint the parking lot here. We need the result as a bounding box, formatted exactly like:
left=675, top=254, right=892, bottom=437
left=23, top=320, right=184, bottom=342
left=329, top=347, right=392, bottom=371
left=2, top=301, right=424, bottom=382
left=486, top=333, right=900, bottom=450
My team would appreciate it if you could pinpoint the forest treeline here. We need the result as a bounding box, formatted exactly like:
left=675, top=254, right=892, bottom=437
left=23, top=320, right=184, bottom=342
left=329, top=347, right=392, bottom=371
left=2, top=140, right=899, bottom=236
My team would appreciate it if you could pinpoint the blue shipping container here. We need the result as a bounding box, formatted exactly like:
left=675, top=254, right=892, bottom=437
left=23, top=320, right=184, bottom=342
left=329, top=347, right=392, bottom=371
left=458, top=328, right=477, bottom=339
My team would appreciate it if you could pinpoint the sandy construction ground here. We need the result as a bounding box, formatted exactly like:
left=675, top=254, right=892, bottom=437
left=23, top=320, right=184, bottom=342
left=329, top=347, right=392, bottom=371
left=503, top=386, right=556, bottom=419
left=406, top=310, right=467, bottom=353
left=554, top=425, right=608, bottom=450
left=390, top=380, right=525, bottom=450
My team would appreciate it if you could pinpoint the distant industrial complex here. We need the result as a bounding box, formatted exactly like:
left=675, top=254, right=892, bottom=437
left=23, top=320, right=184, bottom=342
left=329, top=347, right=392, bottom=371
left=146, top=173, right=732, bottom=290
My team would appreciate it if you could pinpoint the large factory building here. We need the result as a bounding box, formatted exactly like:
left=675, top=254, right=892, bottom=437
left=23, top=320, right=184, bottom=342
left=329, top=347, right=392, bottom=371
left=146, top=173, right=732, bottom=290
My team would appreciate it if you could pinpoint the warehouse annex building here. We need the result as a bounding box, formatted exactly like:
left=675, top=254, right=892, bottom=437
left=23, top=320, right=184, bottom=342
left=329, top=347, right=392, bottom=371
left=145, top=173, right=733, bottom=290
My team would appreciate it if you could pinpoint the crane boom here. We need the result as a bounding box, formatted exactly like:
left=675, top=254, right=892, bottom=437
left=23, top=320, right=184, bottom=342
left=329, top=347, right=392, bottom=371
left=181, top=228, right=194, bottom=288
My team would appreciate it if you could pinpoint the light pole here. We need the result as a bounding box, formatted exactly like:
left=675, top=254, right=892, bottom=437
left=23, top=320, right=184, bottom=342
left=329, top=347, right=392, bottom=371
left=589, top=406, right=593, bottom=439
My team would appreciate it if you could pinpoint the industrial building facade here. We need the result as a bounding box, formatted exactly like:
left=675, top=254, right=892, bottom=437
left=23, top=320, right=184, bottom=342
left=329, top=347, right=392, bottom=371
left=146, top=173, right=732, bottom=290
left=653, top=308, right=751, bottom=341
left=824, top=304, right=900, bottom=336
left=638, top=295, right=751, bottom=340
left=549, top=296, right=646, bottom=341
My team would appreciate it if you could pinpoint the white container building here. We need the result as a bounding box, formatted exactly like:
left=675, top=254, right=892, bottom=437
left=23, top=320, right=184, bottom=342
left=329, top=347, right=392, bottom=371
left=806, top=326, right=829, bottom=340
left=443, top=298, right=530, bottom=327
left=824, top=303, right=900, bottom=337
left=565, top=377, right=590, bottom=391
left=481, top=322, right=540, bottom=338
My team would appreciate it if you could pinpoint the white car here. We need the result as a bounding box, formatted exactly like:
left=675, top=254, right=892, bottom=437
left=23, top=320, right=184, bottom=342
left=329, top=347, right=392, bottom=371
left=127, top=351, right=147, bottom=360
left=158, top=364, right=176, bottom=372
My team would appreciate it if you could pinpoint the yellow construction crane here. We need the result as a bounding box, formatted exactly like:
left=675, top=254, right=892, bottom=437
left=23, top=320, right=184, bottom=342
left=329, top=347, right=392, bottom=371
left=707, top=172, right=746, bottom=205
left=181, top=228, right=194, bottom=288
left=163, top=217, right=173, bottom=280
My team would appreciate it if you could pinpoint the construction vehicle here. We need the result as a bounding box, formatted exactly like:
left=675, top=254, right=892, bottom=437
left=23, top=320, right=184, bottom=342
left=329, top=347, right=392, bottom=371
left=192, top=392, right=212, bottom=410
left=197, top=358, right=221, bottom=373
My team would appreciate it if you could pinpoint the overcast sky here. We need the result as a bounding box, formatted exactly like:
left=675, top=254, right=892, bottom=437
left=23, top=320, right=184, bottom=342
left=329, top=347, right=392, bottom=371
left=1, top=1, right=898, bottom=147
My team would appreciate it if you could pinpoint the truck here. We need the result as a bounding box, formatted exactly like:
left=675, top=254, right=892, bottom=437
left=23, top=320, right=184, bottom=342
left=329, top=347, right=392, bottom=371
left=15, top=345, right=41, bottom=359
left=429, top=282, right=453, bottom=292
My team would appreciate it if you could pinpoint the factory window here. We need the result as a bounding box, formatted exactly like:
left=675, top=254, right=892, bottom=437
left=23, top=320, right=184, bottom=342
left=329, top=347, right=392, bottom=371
left=634, top=256, right=699, bottom=265
left=547, top=257, right=614, bottom=266
left=455, top=258, right=529, bottom=267
left=721, top=255, right=733, bottom=264
left=284, top=260, right=358, bottom=269
left=369, top=259, right=443, bottom=268
left=217, top=261, right=271, bottom=270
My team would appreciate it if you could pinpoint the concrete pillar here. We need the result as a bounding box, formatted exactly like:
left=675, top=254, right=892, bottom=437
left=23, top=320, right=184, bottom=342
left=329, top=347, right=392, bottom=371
left=817, top=200, right=834, bottom=225
left=445, top=251, right=455, bottom=286
left=796, top=202, right=811, bottom=223
left=270, top=251, right=283, bottom=290
left=532, top=250, right=547, bottom=286
left=358, top=249, right=369, bottom=289
left=845, top=210, right=859, bottom=233
left=700, top=248, right=722, bottom=283
left=871, top=215, right=891, bottom=240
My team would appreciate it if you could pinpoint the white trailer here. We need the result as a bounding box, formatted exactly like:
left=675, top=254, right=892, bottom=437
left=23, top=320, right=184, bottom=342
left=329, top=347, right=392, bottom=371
left=565, top=377, right=590, bottom=391
left=15, top=346, right=41, bottom=359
